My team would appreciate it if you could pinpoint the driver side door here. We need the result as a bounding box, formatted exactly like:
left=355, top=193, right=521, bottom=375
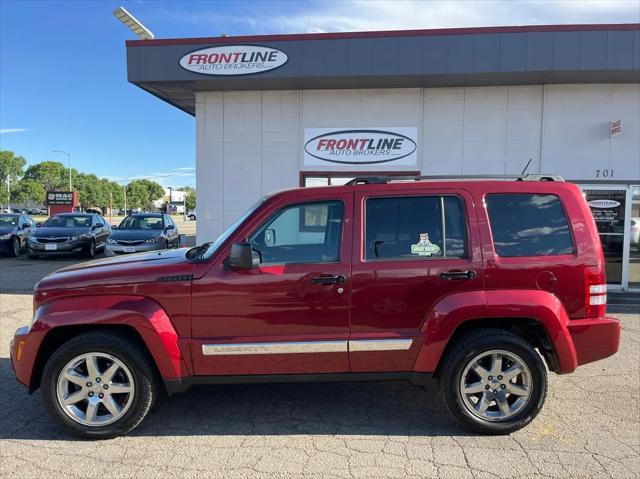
left=190, top=193, right=353, bottom=376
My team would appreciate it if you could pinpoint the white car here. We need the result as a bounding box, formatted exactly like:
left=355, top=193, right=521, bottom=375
left=631, top=217, right=640, bottom=249
left=187, top=210, right=196, bottom=221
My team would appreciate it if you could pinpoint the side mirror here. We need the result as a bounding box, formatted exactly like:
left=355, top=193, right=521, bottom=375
left=228, top=242, right=258, bottom=270
left=111, top=224, right=118, bottom=229
left=264, top=228, right=276, bottom=246
left=91, top=224, right=101, bottom=230
left=36, top=223, right=42, bottom=227
left=21, top=223, right=30, bottom=229
left=166, top=224, right=175, bottom=230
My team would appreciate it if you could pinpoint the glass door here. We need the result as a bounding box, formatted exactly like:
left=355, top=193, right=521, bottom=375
left=582, top=187, right=627, bottom=287
left=629, top=186, right=640, bottom=289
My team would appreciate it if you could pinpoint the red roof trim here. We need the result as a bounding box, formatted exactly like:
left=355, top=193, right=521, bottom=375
left=126, top=23, right=640, bottom=47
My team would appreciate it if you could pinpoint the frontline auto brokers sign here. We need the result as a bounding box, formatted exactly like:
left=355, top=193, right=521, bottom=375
left=179, top=45, right=288, bottom=75
left=304, top=128, right=418, bottom=166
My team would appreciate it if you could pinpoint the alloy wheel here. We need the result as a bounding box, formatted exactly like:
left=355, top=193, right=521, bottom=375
left=13, top=237, right=20, bottom=256
left=459, top=349, right=532, bottom=422
left=56, top=352, right=135, bottom=427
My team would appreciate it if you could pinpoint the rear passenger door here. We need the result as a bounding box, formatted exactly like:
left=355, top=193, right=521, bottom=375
left=349, top=188, right=484, bottom=372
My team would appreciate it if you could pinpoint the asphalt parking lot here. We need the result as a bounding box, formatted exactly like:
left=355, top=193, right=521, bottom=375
left=0, top=238, right=638, bottom=478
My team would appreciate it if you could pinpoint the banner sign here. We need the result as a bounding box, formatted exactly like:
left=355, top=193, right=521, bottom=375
left=46, top=191, right=74, bottom=206
left=304, top=127, right=418, bottom=166
left=179, top=45, right=288, bottom=76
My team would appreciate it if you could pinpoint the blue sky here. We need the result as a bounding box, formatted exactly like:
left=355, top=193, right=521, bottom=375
left=1, top=0, right=637, bottom=188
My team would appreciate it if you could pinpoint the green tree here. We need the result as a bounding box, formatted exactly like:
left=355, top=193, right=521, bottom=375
left=126, top=179, right=164, bottom=210
left=184, top=190, right=196, bottom=210
left=23, top=161, right=67, bottom=192
left=0, top=151, right=27, bottom=204
left=11, top=178, right=46, bottom=205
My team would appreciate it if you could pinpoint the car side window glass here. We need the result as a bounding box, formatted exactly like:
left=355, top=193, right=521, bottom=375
left=365, top=195, right=467, bottom=260
left=485, top=193, right=574, bottom=257
left=250, top=201, right=343, bottom=265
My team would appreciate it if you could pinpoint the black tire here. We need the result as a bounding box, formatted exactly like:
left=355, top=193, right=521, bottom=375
left=41, top=331, right=158, bottom=439
left=164, top=239, right=169, bottom=250
left=9, top=236, right=21, bottom=257
left=438, top=328, right=547, bottom=435
left=189, top=214, right=196, bottom=221
left=84, top=239, right=96, bottom=258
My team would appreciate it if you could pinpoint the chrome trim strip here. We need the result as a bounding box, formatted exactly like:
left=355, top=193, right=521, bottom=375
left=349, top=339, right=414, bottom=352
left=202, top=340, right=347, bottom=356
left=201, top=338, right=414, bottom=356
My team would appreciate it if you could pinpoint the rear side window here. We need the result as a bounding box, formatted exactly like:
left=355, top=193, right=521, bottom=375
left=485, top=194, right=574, bottom=257
left=365, top=195, right=467, bottom=260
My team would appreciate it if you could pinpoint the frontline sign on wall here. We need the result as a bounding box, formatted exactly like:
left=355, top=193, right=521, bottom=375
left=179, top=45, right=288, bottom=75
left=304, top=128, right=418, bottom=166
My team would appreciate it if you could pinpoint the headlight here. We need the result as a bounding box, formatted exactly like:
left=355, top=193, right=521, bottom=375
left=145, top=237, right=160, bottom=244
left=107, top=238, right=117, bottom=244
left=0, top=234, right=11, bottom=240
left=70, top=234, right=91, bottom=241
left=28, top=236, right=38, bottom=243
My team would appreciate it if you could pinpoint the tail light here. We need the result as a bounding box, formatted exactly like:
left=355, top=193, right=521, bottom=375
left=585, top=266, right=607, bottom=318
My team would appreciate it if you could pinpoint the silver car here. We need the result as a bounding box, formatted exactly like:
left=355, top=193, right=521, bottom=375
left=105, top=213, right=180, bottom=256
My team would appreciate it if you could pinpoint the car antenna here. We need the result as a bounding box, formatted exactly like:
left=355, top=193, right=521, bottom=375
left=521, top=158, right=533, bottom=176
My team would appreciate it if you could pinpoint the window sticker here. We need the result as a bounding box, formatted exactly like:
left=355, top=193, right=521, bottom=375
left=411, top=233, right=441, bottom=256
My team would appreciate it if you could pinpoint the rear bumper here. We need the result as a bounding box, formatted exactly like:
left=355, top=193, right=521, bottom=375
left=567, top=316, right=620, bottom=367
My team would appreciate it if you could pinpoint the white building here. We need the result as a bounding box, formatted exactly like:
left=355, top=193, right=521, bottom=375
left=125, top=24, right=640, bottom=290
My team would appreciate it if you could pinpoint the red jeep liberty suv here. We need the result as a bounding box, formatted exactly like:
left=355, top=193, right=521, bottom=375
left=10, top=175, right=620, bottom=438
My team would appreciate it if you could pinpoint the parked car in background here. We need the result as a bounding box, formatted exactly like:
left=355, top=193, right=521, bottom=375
left=187, top=210, right=196, bottom=221
left=631, top=218, right=640, bottom=250
left=27, top=213, right=110, bottom=259
left=0, top=213, right=35, bottom=257
left=106, top=213, right=179, bottom=256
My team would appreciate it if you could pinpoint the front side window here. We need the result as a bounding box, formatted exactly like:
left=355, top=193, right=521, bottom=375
left=250, top=201, right=343, bottom=264
left=485, top=193, right=574, bottom=257
left=365, top=195, right=467, bottom=260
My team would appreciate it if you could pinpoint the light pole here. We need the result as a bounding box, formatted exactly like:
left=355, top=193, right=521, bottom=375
left=52, top=150, right=72, bottom=190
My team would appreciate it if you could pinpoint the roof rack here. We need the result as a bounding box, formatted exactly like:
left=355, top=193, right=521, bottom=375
left=345, top=174, right=564, bottom=185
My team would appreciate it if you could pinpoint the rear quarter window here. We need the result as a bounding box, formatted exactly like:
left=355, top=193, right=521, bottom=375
left=485, top=193, right=574, bottom=257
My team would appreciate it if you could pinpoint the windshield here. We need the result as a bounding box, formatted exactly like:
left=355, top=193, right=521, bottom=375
left=119, top=216, right=164, bottom=230
left=0, top=215, right=19, bottom=227
left=43, top=215, right=92, bottom=228
left=196, top=198, right=265, bottom=261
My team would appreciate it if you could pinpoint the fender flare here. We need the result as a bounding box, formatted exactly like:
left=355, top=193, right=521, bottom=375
left=29, top=295, right=190, bottom=384
left=412, top=290, right=577, bottom=374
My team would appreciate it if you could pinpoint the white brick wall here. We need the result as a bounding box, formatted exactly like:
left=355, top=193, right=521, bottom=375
left=196, top=84, right=639, bottom=244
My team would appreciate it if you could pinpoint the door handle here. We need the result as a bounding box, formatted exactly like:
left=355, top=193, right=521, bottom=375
left=311, top=275, right=346, bottom=285
left=440, top=270, right=476, bottom=280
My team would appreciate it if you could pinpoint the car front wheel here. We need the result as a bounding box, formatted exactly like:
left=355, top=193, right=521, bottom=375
left=41, top=331, right=158, bottom=439
left=10, top=236, right=21, bottom=257
left=84, top=240, right=96, bottom=258
left=439, top=328, right=547, bottom=435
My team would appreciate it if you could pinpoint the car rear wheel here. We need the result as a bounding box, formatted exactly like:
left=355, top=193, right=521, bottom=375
left=41, top=331, right=158, bottom=439
left=10, top=236, right=21, bottom=257
left=188, top=214, right=196, bottom=221
left=438, top=328, right=547, bottom=435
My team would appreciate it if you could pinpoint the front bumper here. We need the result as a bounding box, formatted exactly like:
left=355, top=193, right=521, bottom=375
left=28, top=239, right=86, bottom=253
left=10, top=326, right=32, bottom=389
left=568, top=316, right=620, bottom=367
left=105, top=242, right=163, bottom=255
